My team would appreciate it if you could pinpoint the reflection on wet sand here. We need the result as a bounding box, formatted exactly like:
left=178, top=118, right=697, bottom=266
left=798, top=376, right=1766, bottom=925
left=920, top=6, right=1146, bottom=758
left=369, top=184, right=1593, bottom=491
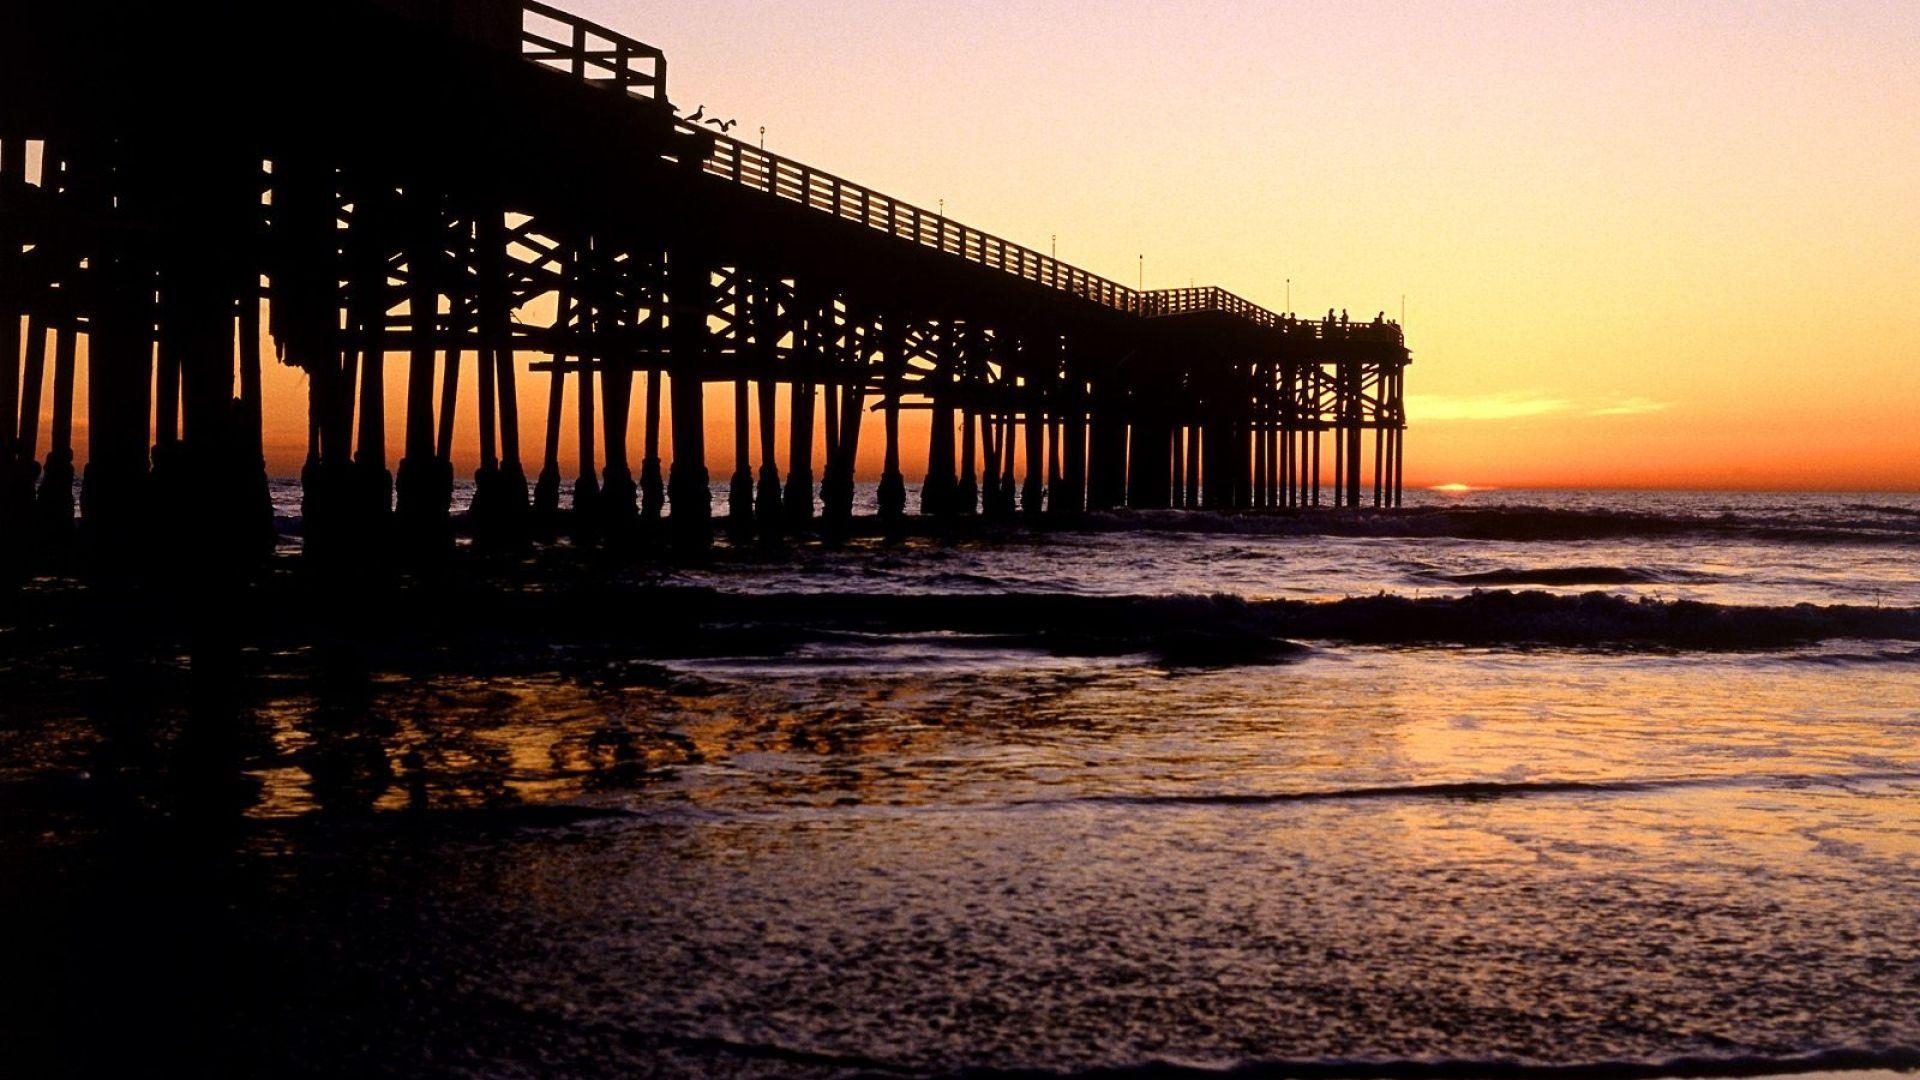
left=3, top=533, right=1919, bottom=1076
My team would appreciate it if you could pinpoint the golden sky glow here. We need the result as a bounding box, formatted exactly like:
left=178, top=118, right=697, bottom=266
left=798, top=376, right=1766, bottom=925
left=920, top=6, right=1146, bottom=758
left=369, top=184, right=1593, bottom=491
left=545, top=0, right=1917, bottom=491
left=42, top=0, right=1914, bottom=491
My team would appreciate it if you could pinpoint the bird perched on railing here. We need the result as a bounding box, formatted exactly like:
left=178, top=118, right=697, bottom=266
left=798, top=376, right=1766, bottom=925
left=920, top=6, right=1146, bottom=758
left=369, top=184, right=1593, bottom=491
left=703, top=116, right=739, bottom=132
left=683, top=104, right=706, bottom=123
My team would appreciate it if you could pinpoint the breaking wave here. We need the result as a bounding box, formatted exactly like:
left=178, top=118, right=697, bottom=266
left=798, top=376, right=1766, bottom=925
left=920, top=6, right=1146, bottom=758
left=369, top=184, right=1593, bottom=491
left=1027, top=769, right=1920, bottom=810
left=1414, top=565, right=1722, bottom=588
left=641, top=590, right=1920, bottom=656
left=956, top=1046, right=1920, bottom=1079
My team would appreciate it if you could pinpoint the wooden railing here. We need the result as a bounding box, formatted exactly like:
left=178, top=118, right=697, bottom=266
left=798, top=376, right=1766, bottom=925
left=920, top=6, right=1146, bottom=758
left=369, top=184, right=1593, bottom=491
left=695, top=130, right=1144, bottom=314
left=520, top=3, right=1401, bottom=346
left=521, top=0, right=665, bottom=103
left=1136, top=287, right=1403, bottom=342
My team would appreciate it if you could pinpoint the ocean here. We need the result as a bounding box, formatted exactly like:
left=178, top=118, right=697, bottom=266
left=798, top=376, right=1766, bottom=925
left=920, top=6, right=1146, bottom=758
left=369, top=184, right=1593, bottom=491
left=3, top=486, right=1918, bottom=1077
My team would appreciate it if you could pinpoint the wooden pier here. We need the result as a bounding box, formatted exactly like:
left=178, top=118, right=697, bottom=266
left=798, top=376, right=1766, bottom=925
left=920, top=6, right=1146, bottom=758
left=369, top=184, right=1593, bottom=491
left=0, top=0, right=1410, bottom=570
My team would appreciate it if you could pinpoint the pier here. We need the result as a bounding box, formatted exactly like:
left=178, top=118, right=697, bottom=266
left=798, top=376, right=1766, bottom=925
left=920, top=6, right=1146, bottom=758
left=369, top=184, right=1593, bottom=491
left=0, top=0, right=1410, bottom=572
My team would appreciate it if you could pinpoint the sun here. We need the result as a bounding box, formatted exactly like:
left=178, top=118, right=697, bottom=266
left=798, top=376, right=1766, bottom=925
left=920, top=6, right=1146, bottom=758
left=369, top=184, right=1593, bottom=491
left=1430, top=483, right=1484, bottom=494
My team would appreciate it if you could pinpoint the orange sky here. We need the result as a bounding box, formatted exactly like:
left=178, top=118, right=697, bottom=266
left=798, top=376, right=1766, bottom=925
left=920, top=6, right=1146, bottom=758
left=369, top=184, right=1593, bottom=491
left=27, top=1, right=1920, bottom=491
left=550, top=0, right=1918, bottom=492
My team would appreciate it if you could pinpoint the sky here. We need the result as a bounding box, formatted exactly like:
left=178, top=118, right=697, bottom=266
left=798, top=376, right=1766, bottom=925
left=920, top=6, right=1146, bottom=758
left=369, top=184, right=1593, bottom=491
left=44, top=0, right=1918, bottom=491
left=552, top=0, right=1919, bottom=491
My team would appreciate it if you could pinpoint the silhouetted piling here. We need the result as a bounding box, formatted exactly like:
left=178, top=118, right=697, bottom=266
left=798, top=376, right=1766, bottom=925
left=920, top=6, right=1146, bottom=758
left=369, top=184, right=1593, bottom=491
left=641, top=369, right=665, bottom=523
left=784, top=378, right=815, bottom=528
left=755, top=379, right=782, bottom=540
left=666, top=241, right=711, bottom=554
left=727, top=377, right=754, bottom=541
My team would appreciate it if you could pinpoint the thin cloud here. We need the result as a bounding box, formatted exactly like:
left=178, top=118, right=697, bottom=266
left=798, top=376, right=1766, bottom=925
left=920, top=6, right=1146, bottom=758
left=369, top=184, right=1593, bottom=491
left=1405, top=393, right=1574, bottom=422
left=1589, top=397, right=1675, bottom=417
left=1407, top=393, right=1678, bottom=422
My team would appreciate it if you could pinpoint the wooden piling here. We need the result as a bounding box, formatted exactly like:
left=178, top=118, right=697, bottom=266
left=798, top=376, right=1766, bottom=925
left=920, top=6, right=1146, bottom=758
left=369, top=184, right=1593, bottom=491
left=666, top=242, right=710, bottom=550
left=1021, top=391, right=1045, bottom=518
left=17, top=314, right=46, bottom=465
left=921, top=324, right=957, bottom=518
left=600, top=304, right=638, bottom=532
left=574, top=288, right=600, bottom=523
left=957, top=405, right=979, bottom=515
left=641, top=367, right=665, bottom=522
left=487, top=218, right=529, bottom=520
left=436, top=318, right=462, bottom=465
left=755, top=378, right=781, bottom=537
left=1061, top=385, right=1086, bottom=516
left=1086, top=386, right=1126, bottom=512
left=980, top=408, right=1003, bottom=519
left=877, top=313, right=907, bottom=528
left=0, top=136, right=24, bottom=515
left=35, top=323, right=77, bottom=537
left=82, top=185, right=156, bottom=555
left=1311, top=430, right=1321, bottom=507
left=534, top=274, right=571, bottom=515
left=1169, top=424, right=1184, bottom=509
left=784, top=377, right=814, bottom=526
left=1125, top=412, right=1171, bottom=511
left=396, top=200, right=450, bottom=542
left=728, top=376, right=754, bottom=540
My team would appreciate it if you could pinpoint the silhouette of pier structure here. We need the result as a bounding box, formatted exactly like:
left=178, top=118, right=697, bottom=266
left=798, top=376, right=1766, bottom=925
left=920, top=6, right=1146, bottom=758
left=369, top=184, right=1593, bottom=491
left=0, top=0, right=1409, bottom=569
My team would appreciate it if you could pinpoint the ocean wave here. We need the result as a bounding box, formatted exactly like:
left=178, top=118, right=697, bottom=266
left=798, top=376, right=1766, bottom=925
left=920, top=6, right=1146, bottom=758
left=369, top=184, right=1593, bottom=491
left=1847, top=502, right=1920, bottom=518
left=23, top=578, right=1915, bottom=665
left=1269, top=591, right=1920, bottom=649
left=1415, top=565, right=1721, bottom=588
left=658, top=590, right=1920, bottom=654
left=1084, top=507, right=1920, bottom=545
left=945, top=1045, right=1920, bottom=1079
left=290, top=588, right=1920, bottom=664
left=1776, top=645, right=1920, bottom=667
left=1020, top=769, right=1920, bottom=810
